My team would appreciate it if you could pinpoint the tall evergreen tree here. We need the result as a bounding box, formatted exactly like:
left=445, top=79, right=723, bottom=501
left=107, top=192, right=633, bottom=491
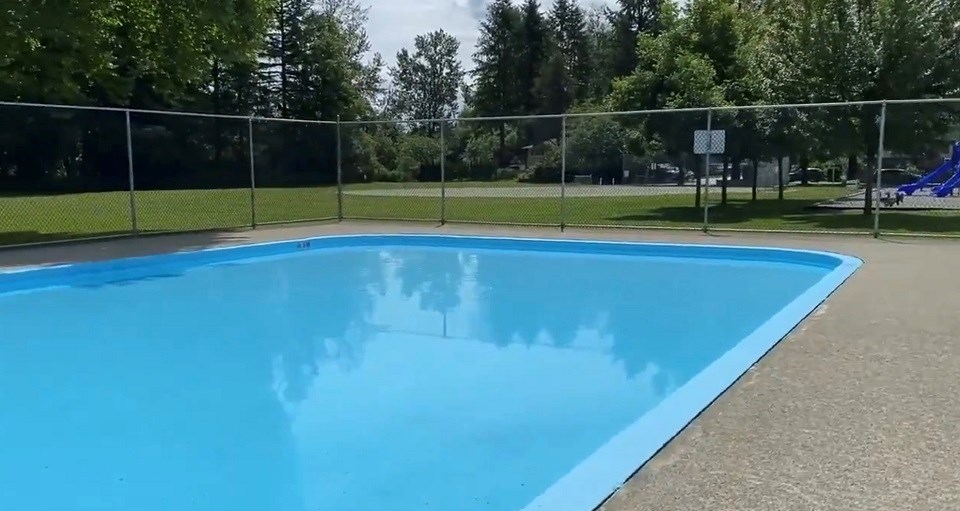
left=607, top=0, right=665, bottom=78
left=550, top=0, right=592, bottom=102
left=584, top=6, right=616, bottom=98
left=261, top=0, right=312, bottom=117
left=518, top=0, right=548, bottom=114
left=318, top=0, right=384, bottom=110
left=472, top=0, right=523, bottom=164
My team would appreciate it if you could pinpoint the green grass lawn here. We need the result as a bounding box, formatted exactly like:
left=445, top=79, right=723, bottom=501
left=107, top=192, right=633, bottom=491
left=2, top=182, right=958, bottom=245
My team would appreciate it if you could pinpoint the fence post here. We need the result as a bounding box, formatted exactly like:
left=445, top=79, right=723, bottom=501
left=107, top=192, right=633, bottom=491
left=439, top=120, right=447, bottom=225
left=560, top=115, right=567, bottom=232
left=873, top=101, right=887, bottom=238
left=703, top=108, right=713, bottom=233
left=125, top=110, right=138, bottom=235
left=336, top=115, right=343, bottom=222
left=248, top=117, right=257, bottom=229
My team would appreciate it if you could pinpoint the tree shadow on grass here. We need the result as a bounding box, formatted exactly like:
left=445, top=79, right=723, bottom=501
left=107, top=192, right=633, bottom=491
left=608, top=197, right=960, bottom=234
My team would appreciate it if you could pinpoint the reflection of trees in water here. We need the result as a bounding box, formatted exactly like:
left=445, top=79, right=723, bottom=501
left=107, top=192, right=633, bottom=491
left=267, top=246, right=731, bottom=405
left=266, top=249, right=387, bottom=404
left=393, top=248, right=470, bottom=317
left=476, top=252, right=586, bottom=348
left=474, top=251, right=709, bottom=383
left=389, top=248, right=678, bottom=382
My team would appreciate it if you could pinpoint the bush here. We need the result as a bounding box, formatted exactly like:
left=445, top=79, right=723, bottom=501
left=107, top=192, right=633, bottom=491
left=531, top=165, right=562, bottom=183
left=396, top=135, right=441, bottom=181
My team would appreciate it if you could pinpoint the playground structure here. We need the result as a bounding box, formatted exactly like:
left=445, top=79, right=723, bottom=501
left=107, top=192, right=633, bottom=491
left=898, top=141, right=960, bottom=197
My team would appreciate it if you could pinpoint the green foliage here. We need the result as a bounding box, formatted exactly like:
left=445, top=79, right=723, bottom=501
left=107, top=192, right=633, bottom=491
left=519, top=0, right=549, bottom=112
left=606, top=0, right=666, bottom=78
left=462, top=131, right=501, bottom=166
left=472, top=0, right=524, bottom=118
left=567, top=115, right=628, bottom=176
left=396, top=135, right=441, bottom=180
left=389, top=30, right=465, bottom=130
left=549, top=0, right=592, bottom=102
left=3, top=0, right=960, bottom=195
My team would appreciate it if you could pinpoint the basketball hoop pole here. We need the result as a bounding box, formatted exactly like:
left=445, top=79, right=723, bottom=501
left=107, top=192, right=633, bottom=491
left=703, top=109, right=713, bottom=232
left=873, top=101, right=887, bottom=238
left=561, top=115, right=567, bottom=232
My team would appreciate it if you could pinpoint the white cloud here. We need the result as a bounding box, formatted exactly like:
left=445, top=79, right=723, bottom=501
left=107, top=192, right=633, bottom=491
left=365, top=0, right=482, bottom=74
left=364, top=0, right=617, bottom=74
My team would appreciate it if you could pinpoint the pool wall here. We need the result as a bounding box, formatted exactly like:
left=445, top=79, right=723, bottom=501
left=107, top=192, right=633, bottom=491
left=0, top=234, right=862, bottom=511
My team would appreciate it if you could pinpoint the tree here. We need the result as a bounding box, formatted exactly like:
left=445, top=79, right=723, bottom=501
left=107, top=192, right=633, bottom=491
left=261, top=0, right=312, bottom=117
left=318, top=0, right=384, bottom=110
left=607, top=0, right=666, bottom=78
left=550, top=0, right=593, bottom=102
left=518, top=0, right=548, bottom=114
left=472, top=0, right=523, bottom=164
left=677, top=0, right=764, bottom=203
left=566, top=109, right=630, bottom=184
left=584, top=6, right=616, bottom=98
left=389, top=30, right=465, bottom=134
left=609, top=1, right=726, bottom=206
left=757, top=0, right=960, bottom=213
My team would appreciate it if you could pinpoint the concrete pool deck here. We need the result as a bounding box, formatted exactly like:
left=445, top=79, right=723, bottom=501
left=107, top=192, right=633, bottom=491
left=2, top=222, right=958, bottom=510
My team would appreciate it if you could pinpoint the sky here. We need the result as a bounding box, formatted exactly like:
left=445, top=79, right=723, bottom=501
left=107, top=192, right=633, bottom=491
left=364, top=0, right=617, bottom=73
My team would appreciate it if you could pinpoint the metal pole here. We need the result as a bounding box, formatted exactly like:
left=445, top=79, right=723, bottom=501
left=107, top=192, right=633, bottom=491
left=248, top=117, right=257, bottom=228
left=560, top=115, right=567, bottom=231
left=873, top=101, right=887, bottom=237
left=440, top=121, right=446, bottom=225
left=336, top=115, right=343, bottom=221
left=703, top=109, right=713, bottom=232
left=125, top=110, right=138, bottom=235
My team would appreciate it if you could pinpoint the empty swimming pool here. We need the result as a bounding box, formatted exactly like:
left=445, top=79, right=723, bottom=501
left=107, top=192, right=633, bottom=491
left=0, top=235, right=860, bottom=511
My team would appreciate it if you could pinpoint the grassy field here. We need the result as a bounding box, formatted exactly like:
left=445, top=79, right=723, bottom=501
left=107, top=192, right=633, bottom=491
left=2, top=182, right=959, bottom=245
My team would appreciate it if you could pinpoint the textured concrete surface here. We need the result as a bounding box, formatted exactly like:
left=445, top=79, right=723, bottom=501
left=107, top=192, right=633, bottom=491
left=2, top=223, right=959, bottom=511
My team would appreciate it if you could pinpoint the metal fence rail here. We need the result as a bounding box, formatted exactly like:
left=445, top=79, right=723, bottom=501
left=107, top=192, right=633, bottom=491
left=1, top=98, right=960, bottom=247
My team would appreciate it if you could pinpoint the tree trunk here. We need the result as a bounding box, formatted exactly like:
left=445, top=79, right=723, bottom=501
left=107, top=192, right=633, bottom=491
left=751, top=158, right=759, bottom=201
left=777, top=156, right=784, bottom=200
left=211, top=61, right=225, bottom=172
left=498, top=122, right=507, bottom=167
left=721, top=156, right=730, bottom=205
left=863, top=154, right=875, bottom=215
left=799, top=153, right=809, bottom=185
left=676, top=155, right=686, bottom=186
left=847, top=154, right=859, bottom=182
left=695, top=155, right=702, bottom=208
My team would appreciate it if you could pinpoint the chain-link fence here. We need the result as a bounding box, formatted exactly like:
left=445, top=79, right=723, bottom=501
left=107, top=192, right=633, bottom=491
left=340, top=120, right=445, bottom=222
left=699, top=103, right=881, bottom=234
left=563, top=110, right=709, bottom=230
left=441, top=116, right=563, bottom=227
left=878, top=100, right=960, bottom=235
left=252, top=118, right=338, bottom=225
left=130, top=112, right=252, bottom=233
left=2, top=99, right=960, bottom=247
left=0, top=104, right=132, bottom=245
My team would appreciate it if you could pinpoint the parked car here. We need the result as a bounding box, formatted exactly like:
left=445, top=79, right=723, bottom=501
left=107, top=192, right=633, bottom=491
left=788, top=167, right=825, bottom=183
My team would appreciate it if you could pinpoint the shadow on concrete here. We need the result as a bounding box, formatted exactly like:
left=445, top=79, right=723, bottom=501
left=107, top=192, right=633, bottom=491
left=0, top=229, right=252, bottom=268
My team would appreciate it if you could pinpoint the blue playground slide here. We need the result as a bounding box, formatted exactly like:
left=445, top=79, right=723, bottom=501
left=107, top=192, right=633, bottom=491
left=899, top=141, right=960, bottom=196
